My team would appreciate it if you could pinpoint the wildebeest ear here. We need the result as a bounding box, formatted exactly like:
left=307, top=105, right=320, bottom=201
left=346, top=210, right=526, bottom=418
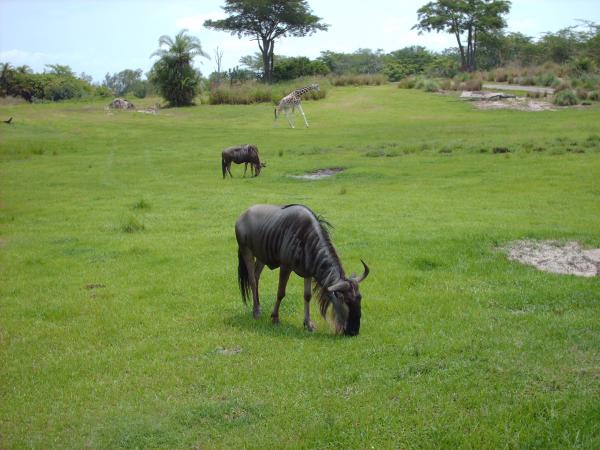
left=327, top=280, right=349, bottom=292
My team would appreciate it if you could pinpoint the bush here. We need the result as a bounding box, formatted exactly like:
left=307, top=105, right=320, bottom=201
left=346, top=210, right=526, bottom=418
left=588, top=91, right=599, bottom=101
left=422, top=79, right=440, bottom=92
left=329, top=74, right=387, bottom=86
left=208, top=79, right=328, bottom=105
left=273, top=57, right=330, bottom=81
left=553, top=90, right=578, bottom=106
left=576, top=88, right=588, bottom=100
left=536, top=73, right=557, bottom=87
left=95, top=85, right=113, bottom=98
left=570, top=57, right=596, bottom=76
left=383, top=62, right=417, bottom=82
left=43, top=77, right=87, bottom=101
left=424, top=56, right=459, bottom=78
left=209, top=82, right=272, bottom=105
left=398, top=76, right=417, bottom=89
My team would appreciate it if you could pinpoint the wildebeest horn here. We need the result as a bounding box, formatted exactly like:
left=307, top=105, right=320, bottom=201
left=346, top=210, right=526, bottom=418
left=353, top=259, right=369, bottom=283
left=327, top=279, right=349, bottom=292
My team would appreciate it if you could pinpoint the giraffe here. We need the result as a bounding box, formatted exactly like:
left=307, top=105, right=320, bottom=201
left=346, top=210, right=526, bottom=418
left=274, top=83, right=320, bottom=128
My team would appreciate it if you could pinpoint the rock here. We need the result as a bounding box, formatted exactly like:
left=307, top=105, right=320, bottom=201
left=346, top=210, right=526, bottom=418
left=109, top=98, right=135, bottom=110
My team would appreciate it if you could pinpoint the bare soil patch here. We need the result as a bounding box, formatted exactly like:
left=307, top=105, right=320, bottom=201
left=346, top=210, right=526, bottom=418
left=290, top=167, right=344, bottom=180
left=505, top=240, right=600, bottom=277
left=472, top=97, right=556, bottom=112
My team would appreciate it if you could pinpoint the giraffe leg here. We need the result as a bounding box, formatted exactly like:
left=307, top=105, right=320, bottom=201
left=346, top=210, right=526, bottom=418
left=298, top=104, right=309, bottom=128
left=284, top=109, right=294, bottom=128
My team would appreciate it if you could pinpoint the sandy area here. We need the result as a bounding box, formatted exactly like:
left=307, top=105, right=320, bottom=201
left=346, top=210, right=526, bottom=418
left=505, top=240, right=600, bottom=277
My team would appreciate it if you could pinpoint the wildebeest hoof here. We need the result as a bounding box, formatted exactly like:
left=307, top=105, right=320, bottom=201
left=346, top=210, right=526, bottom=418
left=271, top=314, right=280, bottom=324
left=304, top=321, right=316, bottom=332
left=253, top=308, right=261, bottom=319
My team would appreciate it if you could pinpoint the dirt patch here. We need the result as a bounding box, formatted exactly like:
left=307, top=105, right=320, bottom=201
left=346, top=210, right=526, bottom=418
left=472, top=97, right=555, bottom=112
left=505, top=240, right=600, bottom=277
left=290, top=167, right=344, bottom=180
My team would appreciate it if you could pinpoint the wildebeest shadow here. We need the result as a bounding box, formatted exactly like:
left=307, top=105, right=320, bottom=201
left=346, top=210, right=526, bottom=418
left=224, top=310, right=340, bottom=342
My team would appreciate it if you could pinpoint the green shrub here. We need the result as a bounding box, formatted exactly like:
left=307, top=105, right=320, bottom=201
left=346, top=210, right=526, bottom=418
left=570, top=57, right=596, bottom=76
left=576, top=88, right=588, bottom=100
left=536, top=73, right=557, bottom=87
left=422, top=79, right=440, bottom=92
left=588, top=91, right=599, bottom=101
left=95, top=85, right=113, bottom=98
left=398, top=77, right=417, bottom=89
left=383, top=62, right=418, bottom=82
left=43, top=77, right=87, bottom=101
left=553, top=90, right=578, bottom=106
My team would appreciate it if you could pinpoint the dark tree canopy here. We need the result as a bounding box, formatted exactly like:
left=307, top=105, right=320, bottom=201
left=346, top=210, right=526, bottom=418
left=204, top=0, right=328, bottom=82
left=413, top=0, right=511, bottom=71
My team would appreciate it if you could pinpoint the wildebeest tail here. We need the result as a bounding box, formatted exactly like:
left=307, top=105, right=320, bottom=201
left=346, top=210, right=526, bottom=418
left=238, top=249, right=250, bottom=304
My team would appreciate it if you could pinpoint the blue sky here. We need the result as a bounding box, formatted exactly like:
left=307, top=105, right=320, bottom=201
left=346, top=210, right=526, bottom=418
left=1, top=0, right=599, bottom=82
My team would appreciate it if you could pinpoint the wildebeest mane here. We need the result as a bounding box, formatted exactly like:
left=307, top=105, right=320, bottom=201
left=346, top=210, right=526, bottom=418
left=280, top=204, right=347, bottom=332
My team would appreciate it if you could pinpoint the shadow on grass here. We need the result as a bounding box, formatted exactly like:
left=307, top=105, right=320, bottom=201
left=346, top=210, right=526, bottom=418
left=223, top=310, right=341, bottom=342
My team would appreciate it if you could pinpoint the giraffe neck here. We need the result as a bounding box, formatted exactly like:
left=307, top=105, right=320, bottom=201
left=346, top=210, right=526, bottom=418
left=293, top=84, right=317, bottom=98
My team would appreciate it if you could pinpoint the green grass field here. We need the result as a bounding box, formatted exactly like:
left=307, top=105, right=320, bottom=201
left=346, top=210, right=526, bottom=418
left=1, top=86, right=600, bottom=449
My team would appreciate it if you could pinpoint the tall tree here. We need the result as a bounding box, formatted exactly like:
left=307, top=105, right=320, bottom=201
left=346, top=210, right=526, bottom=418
left=204, top=0, right=328, bottom=82
left=149, top=29, right=209, bottom=106
left=413, top=0, right=511, bottom=71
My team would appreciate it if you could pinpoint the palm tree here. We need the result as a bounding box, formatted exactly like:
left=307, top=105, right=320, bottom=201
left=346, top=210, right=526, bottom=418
left=0, top=62, right=15, bottom=96
left=149, top=29, right=210, bottom=106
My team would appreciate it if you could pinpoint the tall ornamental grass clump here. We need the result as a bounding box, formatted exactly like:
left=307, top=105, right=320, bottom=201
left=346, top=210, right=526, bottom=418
left=553, top=90, right=578, bottom=106
left=209, top=82, right=273, bottom=105
left=329, top=74, right=387, bottom=86
left=208, top=78, right=329, bottom=105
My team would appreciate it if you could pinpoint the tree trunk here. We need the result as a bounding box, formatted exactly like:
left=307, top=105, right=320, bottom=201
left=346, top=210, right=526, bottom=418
left=454, top=31, right=467, bottom=71
left=466, top=24, right=473, bottom=72
left=259, top=37, right=275, bottom=83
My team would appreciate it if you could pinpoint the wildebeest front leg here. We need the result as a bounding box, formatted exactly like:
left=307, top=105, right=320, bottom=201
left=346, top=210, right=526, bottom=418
left=303, top=277, right=315, bottom=331
left=271, top=266, right=291, bottom=324
left=240, top=248, right=260, bottom=318
left=243, top=163, right=248, bottom=177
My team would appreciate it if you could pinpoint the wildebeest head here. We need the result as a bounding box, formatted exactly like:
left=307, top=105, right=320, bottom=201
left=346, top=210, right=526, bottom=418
left=327, top=260, right=369, bottom=336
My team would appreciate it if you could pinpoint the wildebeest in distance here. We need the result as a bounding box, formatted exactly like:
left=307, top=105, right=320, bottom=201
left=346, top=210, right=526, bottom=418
left=235, top=204, right=369, bottom=336
left=221, top=144, right=265, bottom=178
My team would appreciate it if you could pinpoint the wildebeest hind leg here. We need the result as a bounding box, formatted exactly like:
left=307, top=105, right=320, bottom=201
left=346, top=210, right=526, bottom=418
left=240, top=248, right=260, bottom=318
left=271, top=266, right=291, bottom=324
left=303, top=277, right=316, bottom=331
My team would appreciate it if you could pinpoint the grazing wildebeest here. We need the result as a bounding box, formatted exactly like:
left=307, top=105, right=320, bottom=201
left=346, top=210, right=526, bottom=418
left=235, top=204, right=369, bottom=336
left=221, top=144, right=265, bottom=179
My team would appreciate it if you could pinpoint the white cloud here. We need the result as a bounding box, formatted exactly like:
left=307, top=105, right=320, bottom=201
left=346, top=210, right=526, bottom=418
left=0, top=49, right=57, bottom=70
